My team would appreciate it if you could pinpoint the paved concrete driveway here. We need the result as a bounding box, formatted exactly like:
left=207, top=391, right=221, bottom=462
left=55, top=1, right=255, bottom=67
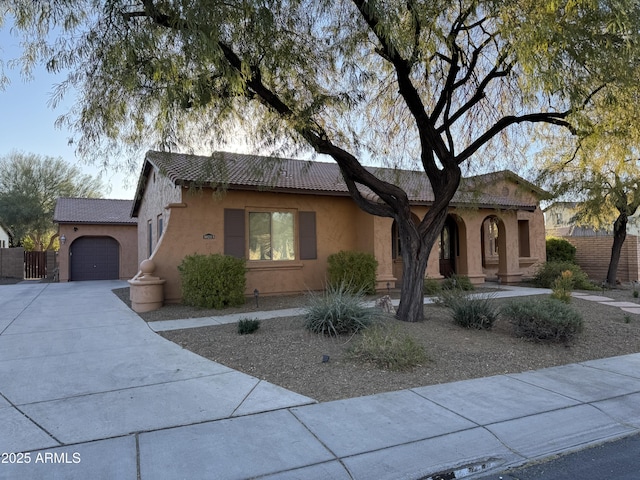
left=0, top=281, right=313, bottom=479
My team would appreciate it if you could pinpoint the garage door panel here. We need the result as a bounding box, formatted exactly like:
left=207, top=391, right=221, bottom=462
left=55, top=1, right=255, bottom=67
left=70, top=237, right=119, bottom=281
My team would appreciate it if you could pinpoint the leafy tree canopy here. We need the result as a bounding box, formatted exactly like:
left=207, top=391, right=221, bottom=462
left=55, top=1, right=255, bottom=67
left=0, top=151, right=103, bottom=250
left=536, top=42, right=640, bottom=284
left=2, top=1, right=636, bottom=167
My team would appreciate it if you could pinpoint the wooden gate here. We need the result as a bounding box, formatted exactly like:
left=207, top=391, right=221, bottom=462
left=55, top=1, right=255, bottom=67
left=25, top=251, right=47, bottom=279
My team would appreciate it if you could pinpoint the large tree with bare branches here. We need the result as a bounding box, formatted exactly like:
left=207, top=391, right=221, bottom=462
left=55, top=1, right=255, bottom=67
left=2, top=0, right=638, bottom=320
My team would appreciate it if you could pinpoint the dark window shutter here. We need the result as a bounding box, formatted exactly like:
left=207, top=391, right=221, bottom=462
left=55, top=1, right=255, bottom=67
left=299, top=211, right=317, bottom=260
left=224, top=209, right=245, bottom=258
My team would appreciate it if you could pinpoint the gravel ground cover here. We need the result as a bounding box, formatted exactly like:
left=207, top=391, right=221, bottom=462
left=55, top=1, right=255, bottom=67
left=113, top=286, right=640, bottom=403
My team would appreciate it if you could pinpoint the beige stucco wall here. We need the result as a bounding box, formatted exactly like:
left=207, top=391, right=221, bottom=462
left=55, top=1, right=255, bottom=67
left=135, top=169, right=182, bottom=265
left=147, top=186, right=379, bottom=303
left=57, top=223, right=138, bottom=282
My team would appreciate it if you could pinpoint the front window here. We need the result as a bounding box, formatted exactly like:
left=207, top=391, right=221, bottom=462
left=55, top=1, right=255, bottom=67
left=249, top=212, right=295, bottom=260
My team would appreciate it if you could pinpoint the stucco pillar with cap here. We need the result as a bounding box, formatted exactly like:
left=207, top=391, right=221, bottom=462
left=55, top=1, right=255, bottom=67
left=128, top=259, right=166, bottom=312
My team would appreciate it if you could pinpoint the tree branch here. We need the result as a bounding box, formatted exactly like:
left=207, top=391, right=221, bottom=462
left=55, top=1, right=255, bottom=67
left=350, top=0, right=451, bottom=170
left=457, top=111, right=573, bottom=164
left=130, top=1, right=404, bottom=217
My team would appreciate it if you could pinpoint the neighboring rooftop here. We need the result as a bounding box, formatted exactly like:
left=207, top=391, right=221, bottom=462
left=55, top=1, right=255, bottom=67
left=132, top=150, right=546, bottom=215
left=54, top=198, right=137, bottom=225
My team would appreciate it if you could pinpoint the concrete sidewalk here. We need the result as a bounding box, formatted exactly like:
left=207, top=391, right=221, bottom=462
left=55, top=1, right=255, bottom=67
left=1, top=282, right=639, bottom=479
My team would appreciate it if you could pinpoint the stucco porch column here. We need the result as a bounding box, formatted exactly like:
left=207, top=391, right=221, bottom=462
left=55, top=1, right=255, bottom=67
left=496, top=213, right=523, bottom=284
left=463, top=215, right=486, bottom=285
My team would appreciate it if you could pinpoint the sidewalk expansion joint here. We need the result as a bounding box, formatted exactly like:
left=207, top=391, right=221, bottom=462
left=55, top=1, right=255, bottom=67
left=0, top=283, right=49, bottom=336
left=14, top=371, right=234, bottom=407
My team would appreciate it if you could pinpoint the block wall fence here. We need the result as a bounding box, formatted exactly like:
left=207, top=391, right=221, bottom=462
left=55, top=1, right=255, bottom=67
left=565, top=235, right=640, bottom=283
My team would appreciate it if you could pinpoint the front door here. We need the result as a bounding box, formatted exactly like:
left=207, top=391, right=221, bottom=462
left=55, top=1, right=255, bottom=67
left=439, top=217, right=457, bottom=277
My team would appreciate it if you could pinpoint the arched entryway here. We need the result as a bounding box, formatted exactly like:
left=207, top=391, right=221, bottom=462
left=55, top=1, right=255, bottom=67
left=481, top=215, right=506, bottom=280
left=69, top=236, right=120, bottom=281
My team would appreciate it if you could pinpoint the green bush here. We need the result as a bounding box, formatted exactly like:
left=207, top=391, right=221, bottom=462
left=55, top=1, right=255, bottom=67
left=502, top=298, right=583, bottom=343
left=550, top=270, right=573, bottom=303
left=237, top=318, right=261, bottom=335
left=442, top=274, right=475, bottom=291
left=546, top=238, right=577, bottom=263
left=178, top=254, right=246, bottom=309
left=347, top=325, right=428, bottom=371
left=423, top=277, right=442, bottom=295
left=438, top=289, right=498, bottom=329
left=304, top=281, right=381, bottom=336
left=327, top=251, right=378, bottom=295
left=533, top=261, right=595, bottom=290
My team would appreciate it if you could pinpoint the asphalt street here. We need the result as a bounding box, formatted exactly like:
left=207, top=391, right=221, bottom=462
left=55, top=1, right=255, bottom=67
left=480, top=432, right=640, bottom=480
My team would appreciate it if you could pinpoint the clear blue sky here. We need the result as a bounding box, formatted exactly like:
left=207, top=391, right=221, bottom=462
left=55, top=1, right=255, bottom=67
left=0, top=26, right=136, bottom=200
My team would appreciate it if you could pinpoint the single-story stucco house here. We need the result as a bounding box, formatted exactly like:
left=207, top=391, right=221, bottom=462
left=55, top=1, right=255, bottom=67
left=131, top=151, right=548, bottom=303
left=54, top=198, right=138, bottom=281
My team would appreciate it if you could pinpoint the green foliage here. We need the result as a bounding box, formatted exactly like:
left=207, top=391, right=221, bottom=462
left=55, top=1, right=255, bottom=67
left=502, top=298, right=583, bottom=343
left=634, top=290, right=639, bottom=299
left=442, top=274, right=475, bottom=291
left=533, top=261, right=595, bottom=290
left=327, top=251, right=378, bottom=295
left=423, top=277, right=441, bottom=295
left=438, top=290, right=499, bottom=329
left=546, top=238, right=576, bottom=263
left=304, top=281, right=381, bottom=337
left=347, top=325, right=428, bottom=371
left=237, top=318, right=260, bottom=335
left=178, top=254, right=246, bottom=309
left=550, top=270, right=573, bottom=303
left=0, top=151, right=103, bottom=249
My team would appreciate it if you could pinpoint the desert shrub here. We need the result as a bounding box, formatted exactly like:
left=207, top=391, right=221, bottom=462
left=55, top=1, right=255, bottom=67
left=237, top=318, right=260, bottom=335
left=438, top=289, right=498, bottom=329
left=546, top=238, right=577, bottom=263
left=442, top=274, right=475, bottom=291
left=533, top=261, right=595, bottom=290
left=178, top=254, right=246, bottom=309
left=502, top=298, right=583, bottom=343
left=327, top=251, right=378, bottom=295
left=423, top=277, right=441, bottom=295
left=347, top=325, right=428, bottom=371
left=550, top=270, right=573, bottom=303
left=304, top=281, right=381, bottom=336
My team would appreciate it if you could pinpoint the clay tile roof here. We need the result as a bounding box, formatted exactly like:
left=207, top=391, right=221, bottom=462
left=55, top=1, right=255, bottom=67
left=138, top=150, right=544, bottom=211
left=54, top=198, right=137, bottom=225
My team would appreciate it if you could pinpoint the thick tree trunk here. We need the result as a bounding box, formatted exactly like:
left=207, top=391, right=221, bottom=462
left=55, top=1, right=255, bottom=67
left=395, top=240, right=432, bottom=322
left=394, top=167, right=460, bottom=322
left=607, top=214, right=627, bottom=285
left=395, top=200, right=450, bottom=322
